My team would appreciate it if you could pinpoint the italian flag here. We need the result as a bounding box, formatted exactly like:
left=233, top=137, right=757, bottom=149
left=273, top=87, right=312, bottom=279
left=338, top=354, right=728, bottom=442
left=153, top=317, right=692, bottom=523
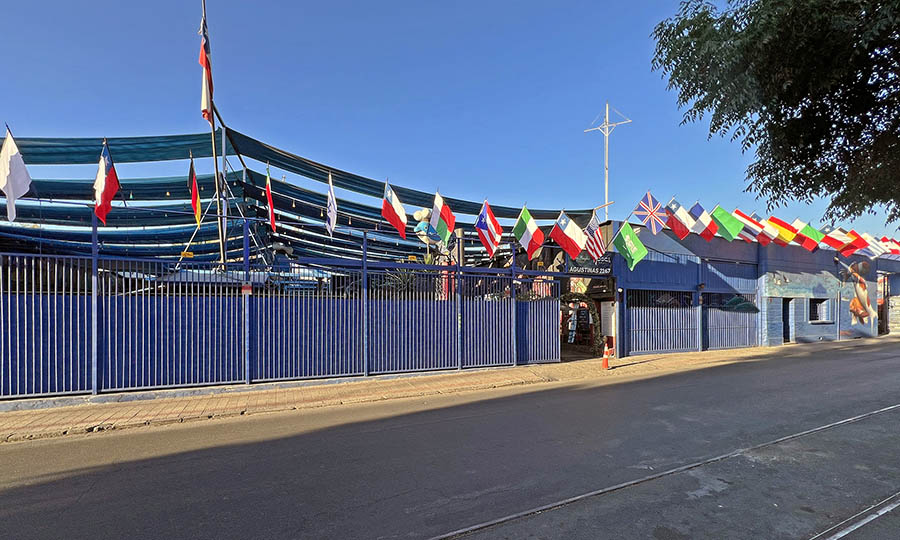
left=430, top=192, right=456, bottom=245
left=513, top=206, right=545, bottom=260
left=792, top=220, right=824, bottom=252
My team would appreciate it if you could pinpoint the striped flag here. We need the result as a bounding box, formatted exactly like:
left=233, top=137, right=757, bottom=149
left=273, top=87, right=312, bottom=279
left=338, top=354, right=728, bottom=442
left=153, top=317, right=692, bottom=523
left=767, top=217, right=798, bottom=246
left=198, top=13, right=214, bottom=126
left=861, top=232, right=887, bottom=258
left=665, top=199, right=695, bottom=240
left=882, top=237, right=900, bottom=255
left=512, top=206, right=545, bottom=260
left=474, top=200, right=503, bottom=257
left=550, top=211, right=587, bottom=259
left=733, top=209, right=764, bottom=243
left=820, top=225, right=853, bottom=250
left=430, top=192, right=456, bottom=246
left=93, top=140, right=120, bottom=226
left=633, top=191, right=667, bottom=234
left=753, top=213, right=779, bottom=246
left=265, top=165, right=276, bottom=232
left=326, top=172, right=337, bottom=237
left=381, top=182, right=407, bottom=239
left=188, top=156, right=201, bottom=226
left=689, top=203, right=718, bottom=241
left=840, top=230, right=870, bottom=257
left=584, top=210, right=607, bottom=260
left=791, top=220, right=825, bottom=252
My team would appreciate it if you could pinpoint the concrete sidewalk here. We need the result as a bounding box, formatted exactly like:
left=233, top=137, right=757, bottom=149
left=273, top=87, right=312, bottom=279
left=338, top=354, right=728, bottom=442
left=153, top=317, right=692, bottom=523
left=0, top=338, right=891, bottom=443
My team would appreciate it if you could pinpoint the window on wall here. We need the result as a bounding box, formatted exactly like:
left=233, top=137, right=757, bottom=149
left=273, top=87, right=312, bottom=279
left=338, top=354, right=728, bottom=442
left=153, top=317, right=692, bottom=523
left=809, top=298, right=832, bottom=322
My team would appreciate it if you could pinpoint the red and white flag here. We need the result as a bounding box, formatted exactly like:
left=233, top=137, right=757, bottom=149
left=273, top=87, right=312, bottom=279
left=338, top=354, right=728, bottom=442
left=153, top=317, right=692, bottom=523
left=381, top=182, right=407, bottom=239
left=93, top=141, right=120, bottom=225
left=474, top=200, right=503, bottom=257
left=199, top=14, right=214, bottom=126
left=882, top=237, right=900, bottom=255
left=550, top=211, right=587, bottom=259
left=733, top=209, right=764, bottom=243
left=664, top=200, right=695, bottom=240
left=583, top=211, right=607, bottom=260
left=265, top=166, right=276, bottom=232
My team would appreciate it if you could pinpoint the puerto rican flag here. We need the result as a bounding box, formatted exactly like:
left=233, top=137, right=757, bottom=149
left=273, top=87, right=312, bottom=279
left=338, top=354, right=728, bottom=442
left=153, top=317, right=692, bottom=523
left=689, top=203, right=718, bottom=241
left=583, top=210, right=607, bottom=260
left=633, top=191, right=667, bottom=234
left=381, top=182, right=407, bottom=239
left=550, top=211, right=588, bottom=259
left=474, top=200, right=503, bottom=257
left=199, top=14, right=214, bottom=126
left=664, top=199, right=695, bottom=240
left=93, top=141, right=120, bottom=225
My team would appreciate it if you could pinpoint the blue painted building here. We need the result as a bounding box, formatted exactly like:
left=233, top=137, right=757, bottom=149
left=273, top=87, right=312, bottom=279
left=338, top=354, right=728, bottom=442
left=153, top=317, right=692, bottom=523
left=600, top=221, right=900, bottom=357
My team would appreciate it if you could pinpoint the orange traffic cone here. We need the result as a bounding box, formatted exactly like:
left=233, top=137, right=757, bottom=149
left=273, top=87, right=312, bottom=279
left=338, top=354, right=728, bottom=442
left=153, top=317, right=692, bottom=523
left=601, top=342, right=611, bottom=370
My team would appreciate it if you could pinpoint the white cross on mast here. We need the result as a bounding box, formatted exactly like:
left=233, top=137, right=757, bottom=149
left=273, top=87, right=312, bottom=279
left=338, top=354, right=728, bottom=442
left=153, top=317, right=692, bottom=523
left=584, top=102, right=631, bottom=221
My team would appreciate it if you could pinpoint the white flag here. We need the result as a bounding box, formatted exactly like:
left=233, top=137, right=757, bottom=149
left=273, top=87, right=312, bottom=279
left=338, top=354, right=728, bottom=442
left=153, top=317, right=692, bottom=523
left=326, top=172, right=337, bottom=237
left=0, top=128, right=32, bottom=222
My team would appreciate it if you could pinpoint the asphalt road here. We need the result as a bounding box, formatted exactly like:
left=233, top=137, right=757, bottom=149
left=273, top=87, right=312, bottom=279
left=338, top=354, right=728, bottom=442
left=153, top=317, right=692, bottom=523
left=2, top=339, right=900, bottom=540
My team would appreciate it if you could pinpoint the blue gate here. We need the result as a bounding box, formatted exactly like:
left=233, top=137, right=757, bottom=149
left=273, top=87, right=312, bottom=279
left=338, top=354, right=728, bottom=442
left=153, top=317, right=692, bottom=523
left=515, top=278, right=561, bottom=364
left=702, top=292, right=759, bottom=350
left=625, top=289, right=698, bottom=355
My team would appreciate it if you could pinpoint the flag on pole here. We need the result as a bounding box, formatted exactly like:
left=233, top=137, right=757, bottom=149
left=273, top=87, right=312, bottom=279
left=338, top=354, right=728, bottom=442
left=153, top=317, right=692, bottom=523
left=512, top=206, right=544, bottom=260
left=664, top=199, right=695, bottom=240
left=689, top=203, right=718, bottom=241
left=0, top=128, right=32, bottom=222
left=326, top=172, right=337, bottom=237
left=839, top=230, right=870, bottom=257
left=861, top=232, right=887, bottom=258
left=430, top=192, right=456, bottom=246
left=710, top=205, right=744, bottom=242
left=199, top=13, right=214, bottom=126
left=264, top=165, right=276, bottom=232
left=474, top=200, right=502, bottom=257
left=733, top=209, right=764, bottom=243
left=753, top=214, right=779, bottom=246
left=381, top=182, right=407, bottom=239
left=93, top=141, right=120, bottom=226
left=612, top=222, right=648, bottom=270
left=584, top=210, right=607, bottom=260
left=188, top=156, right=201, bottom=226
left=820, top=225, right=851, bottom=250
left=550, top=211, right=587, bottom=259
left=881, top=237, right=900, bottom=255
left=766, top=217, right=798, bottom=246
left=633, top=191, right=667, bottom=234
left=792, top=221, right=825, bottom=252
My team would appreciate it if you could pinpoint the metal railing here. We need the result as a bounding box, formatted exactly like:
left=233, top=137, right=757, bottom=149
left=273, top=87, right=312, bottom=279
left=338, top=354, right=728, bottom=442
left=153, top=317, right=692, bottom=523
left=0, top=251, right=563, bottom=400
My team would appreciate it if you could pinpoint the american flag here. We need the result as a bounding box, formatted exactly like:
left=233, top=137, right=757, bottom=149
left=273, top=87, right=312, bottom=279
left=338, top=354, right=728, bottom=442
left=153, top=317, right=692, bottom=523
left=633, top=191, right=667, bottom=234
left=583, top=210, right=606, bottom=260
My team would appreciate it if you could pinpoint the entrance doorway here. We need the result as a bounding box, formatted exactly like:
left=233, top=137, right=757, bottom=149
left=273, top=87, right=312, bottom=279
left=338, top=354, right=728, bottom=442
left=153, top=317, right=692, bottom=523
left=782, top=298, right=792, bottom=342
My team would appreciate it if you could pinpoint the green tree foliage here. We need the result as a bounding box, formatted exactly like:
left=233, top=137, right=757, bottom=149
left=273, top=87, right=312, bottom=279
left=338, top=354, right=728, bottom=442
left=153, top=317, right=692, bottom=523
left=652, top=0, right=900, bottom=223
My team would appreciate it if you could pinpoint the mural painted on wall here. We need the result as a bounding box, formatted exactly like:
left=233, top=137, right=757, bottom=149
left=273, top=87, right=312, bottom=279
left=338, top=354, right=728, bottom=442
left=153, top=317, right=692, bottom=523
left=839, top=261, right=877, bottom=325
left=765, top=262, right=878, bottom=338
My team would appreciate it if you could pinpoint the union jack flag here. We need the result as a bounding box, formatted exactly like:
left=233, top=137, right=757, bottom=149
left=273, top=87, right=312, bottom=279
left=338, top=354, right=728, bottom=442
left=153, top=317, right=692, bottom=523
left=633, top=191, right=667, bottom=234
left=583, top=210, right=606, bottom=260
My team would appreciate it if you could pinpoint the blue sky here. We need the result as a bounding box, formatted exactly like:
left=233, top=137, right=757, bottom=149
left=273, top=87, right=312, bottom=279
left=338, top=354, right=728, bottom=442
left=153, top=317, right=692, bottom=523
left=1, top=1, right=896, bottom=237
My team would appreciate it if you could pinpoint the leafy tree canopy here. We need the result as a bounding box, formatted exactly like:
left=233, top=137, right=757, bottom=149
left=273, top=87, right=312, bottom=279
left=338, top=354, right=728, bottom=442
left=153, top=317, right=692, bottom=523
left=652, top=0, right=900, bottom=224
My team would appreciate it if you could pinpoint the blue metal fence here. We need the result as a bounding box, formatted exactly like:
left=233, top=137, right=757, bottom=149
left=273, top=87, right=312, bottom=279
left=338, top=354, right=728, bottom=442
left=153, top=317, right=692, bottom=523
left=702, top=292, right=759, bottom=350
left=626, top=289, right=699, bottom=355
left=0, top=252, right=563, bottom=399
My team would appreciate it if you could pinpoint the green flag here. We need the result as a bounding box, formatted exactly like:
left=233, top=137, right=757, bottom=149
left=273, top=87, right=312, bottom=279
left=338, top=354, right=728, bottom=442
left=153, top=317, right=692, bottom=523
left=710, top=206, right=744, bottom=242
left=613, top=222, right=648, bottom=270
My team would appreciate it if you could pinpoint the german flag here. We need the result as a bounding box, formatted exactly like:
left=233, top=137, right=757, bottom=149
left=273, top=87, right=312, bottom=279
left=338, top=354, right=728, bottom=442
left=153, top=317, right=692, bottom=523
left=188, top=155, right=201, bottom=226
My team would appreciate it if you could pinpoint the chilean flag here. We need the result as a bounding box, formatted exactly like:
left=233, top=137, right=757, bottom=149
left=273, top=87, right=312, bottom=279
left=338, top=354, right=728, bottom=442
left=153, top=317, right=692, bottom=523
left=689, top=203, right=718, bottom=241
left=199, top=14, right=214, bottom=126
left=550, top=211, right=588, bottom=259
left=664, top=199, right=695, bottom=240
left=381, top=182, right=407, bottom=239
left=93, top=141, right=120, bottom=225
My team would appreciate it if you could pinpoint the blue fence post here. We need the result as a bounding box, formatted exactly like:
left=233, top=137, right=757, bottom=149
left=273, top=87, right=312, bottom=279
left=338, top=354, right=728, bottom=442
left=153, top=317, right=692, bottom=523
left=91, top=212, right=99, bottom=395
left=456, top=239, right=462, bottom=371
left=362, top=232, right=369, bottom=376
left=243, top=218, right=251, bottom=384
left=696, top=256, right=704, bottom=352
left=510, top=242, right=517, bottom=366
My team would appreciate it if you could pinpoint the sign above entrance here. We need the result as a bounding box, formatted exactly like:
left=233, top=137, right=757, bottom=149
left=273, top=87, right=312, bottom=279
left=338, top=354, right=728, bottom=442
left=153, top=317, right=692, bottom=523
left=568, top=252, right=614, bottom=276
